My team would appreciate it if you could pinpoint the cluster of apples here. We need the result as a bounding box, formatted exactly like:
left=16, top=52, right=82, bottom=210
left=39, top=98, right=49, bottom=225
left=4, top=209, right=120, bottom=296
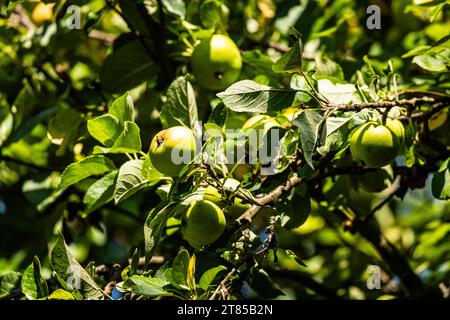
left=148, top=126, right=254, bottom=249
left=148, top=31, right=409, bottom=249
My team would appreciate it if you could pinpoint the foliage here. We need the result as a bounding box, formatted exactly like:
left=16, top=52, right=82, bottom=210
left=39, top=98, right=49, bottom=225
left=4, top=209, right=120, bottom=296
left=0, top=0, right=449, bottom=301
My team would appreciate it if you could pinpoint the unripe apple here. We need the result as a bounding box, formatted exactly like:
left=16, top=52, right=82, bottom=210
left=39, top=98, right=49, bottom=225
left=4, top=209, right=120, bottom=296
left=149, top=126, right=196, bottom=176
left=191, top=34, right=242, bottom=91
left=350, top=121, right=400, bottom=168
left=181, top=199, right=226, bottom=249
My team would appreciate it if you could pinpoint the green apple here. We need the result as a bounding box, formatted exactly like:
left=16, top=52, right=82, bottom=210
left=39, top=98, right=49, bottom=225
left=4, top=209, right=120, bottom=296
left=350, top=121, right=400, bottom=168
left=181, top=199, right=226, bottom=249
left=149, top=126, right=196, bottom=176
left=386, top=118, right=406, bottom=154
left=191, top=34, right=242, bottom=91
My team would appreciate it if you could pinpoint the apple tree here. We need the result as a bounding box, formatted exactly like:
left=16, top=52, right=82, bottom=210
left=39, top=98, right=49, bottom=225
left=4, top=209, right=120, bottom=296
left=0, top=0, right=449, bottom=300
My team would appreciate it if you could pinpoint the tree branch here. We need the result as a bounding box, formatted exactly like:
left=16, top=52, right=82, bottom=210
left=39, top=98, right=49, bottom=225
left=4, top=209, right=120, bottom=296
left=235, top=173, right=302, bottom=225
left=324, top=96, right=449, bottom=112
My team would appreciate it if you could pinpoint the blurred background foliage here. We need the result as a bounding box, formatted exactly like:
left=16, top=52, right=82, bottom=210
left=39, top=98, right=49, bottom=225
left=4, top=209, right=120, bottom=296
left=0, top=0, right=449, bottom=300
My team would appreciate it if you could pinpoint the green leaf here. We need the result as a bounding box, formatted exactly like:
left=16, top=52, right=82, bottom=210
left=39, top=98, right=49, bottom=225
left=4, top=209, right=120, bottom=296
left=109, top=92, right=135, bottom=124
left=0, top=112, right=13, bottom=147
left=11, top=84, right=37, bottom=131
left=248, top=267, right=284, bottom=299
left=187, top=255, right=196, bottom=293
left=200, top=0, right=228, bottom=30
left=10, top=107, right=58, bottom=143
left=412, top=54, right=448, bottom=72
left=277, top=185, right=311, bottom=229
left=50, top=233, right=104, bottom=299
left=130, top=248, right=140, bottom=277
left=87, top=114, right=122, bottom=147
left=47, top=108, right=83, bottom=156
left=100, top=40, right=159, bottom=94
left=21, top=256, right=48, bottom=300
left=432, top=158, right=450, bottom=200
left=285, top=250, right=307, bottom=267
left=172, top=249, right=190, bottom=288
left=315, top=56, right=344, bottom=80
left=217, top=80, right=297, bottom=114
left=297, top=110, right=326, bottom=169
left=199, top=265, right=226, bottom=289
left=144, top=202, right=177, bottom=266
left=110, top=121, right=142, bottom=153
left=22, top=172, right=62, bottom=212
left=58, top=155, right=116, bottom=190
left=272, top=36, right=303, bottom=73
left=83, top=170, right=118, bottom=214
left=0, top=271, right=21, bottom=299
left=162, top=0, right=186, bottom=18
left=114, top=158, right=162, bottom=204
left=160, top=76, right=198, bottom=130
left=317, top=79, right=356, bottom=104
left=207, top=103, right=227, bottom=127
left=127, top=275, right=170, bottom=297
left=94, top=121, right=142, bottom=154
left=48, top=289, right=75, bottom=300
left=243, top=50, right=283, bottom=87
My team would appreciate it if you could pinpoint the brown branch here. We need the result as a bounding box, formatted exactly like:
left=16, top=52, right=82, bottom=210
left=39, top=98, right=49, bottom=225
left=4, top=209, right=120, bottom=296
left=400, top=101, right=449, bottom=122
left=209, top=267, right=237, bottom=300
left=363, top=185, right=400, bottom=222
left=235, top=173, right=302, bottom=225
left=325, top=96, right=445, bottom=112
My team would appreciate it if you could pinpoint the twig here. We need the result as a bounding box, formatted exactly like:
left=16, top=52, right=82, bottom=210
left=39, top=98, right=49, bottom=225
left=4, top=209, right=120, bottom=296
left=363, top=186, right=399, bottom=222
left=324, top=96, right=444, bottom=112
left=235, top=173, right=302, bottom=225
left=209, top=268, right=237, bottom=300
